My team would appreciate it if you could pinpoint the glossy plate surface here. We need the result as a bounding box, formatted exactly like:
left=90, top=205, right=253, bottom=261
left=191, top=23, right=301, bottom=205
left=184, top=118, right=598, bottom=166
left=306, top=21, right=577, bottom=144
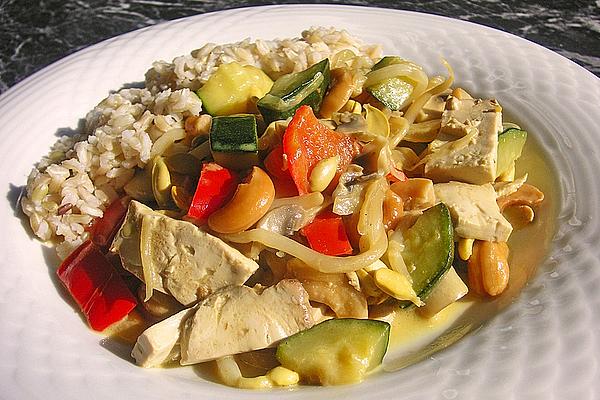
left=1, top=5, right=599, bottom=400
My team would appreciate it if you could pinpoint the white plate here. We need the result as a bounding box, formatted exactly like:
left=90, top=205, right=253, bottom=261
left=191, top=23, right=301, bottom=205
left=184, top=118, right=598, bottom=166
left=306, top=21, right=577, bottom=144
left=1, top=5, right=599, bottom=400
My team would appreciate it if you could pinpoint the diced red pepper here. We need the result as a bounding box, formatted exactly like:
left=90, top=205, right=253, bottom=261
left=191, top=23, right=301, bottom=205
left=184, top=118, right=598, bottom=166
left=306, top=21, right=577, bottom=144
left=283, top=105, right=360, bottom=194
left=264, top=145, right=290, bottom=180
left=264, top=145, right=298, bottom=197
left=57, top=240, right=137, bottom=331
left=187, top=162, right=238, bottom=222
left=89, top=197, right=129, bottom=249
left=271, top=176, right=300, bottom=198
left=302, top=210, right=354, bottom=256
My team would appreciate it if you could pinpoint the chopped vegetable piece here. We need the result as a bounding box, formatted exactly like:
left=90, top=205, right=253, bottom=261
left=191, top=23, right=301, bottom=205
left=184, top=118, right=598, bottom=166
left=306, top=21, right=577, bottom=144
left=263, top=144, right=290, bottom=181
left=276, top=318, right=390, bottom=385
left=366, top=56, right=415, bottom=111
left=89, top=197, right=129, bottom=249
left=497, top=128, right=527, bottom=178
left=258, top=59, right=330, bottom=124
left=210, top=114, right=259, bottom=170
left=302, top=209, right=353, bottom=256
left=283, top=105, right=360, bottom=194
left=401, top=203, right=454, bottom=301
left=186, top=162, right=238, bottom=222
left=368, top=78, right=414, bottom=110
left=197, top=62, right=273, bottom=116
left=418, top=267, right=468, bottom=318
left=264, top=144, right=298, bottom=197
left=57, top=240, right=137, bottom=331
left=210, top=115, right=258, bottom=153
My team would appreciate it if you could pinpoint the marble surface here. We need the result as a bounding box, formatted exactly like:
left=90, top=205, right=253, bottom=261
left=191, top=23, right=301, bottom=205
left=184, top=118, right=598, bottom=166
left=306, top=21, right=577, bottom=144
left=1, top=0, right=599, bottom=93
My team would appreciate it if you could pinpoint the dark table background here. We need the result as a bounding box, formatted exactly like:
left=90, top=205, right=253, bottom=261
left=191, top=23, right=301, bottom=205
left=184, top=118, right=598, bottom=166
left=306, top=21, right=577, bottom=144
left=1, top=0, right=599, bottom=94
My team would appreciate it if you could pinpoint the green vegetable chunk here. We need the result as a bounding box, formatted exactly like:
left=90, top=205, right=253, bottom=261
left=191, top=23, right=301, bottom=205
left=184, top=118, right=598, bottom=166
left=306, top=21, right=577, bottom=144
left=276, top=318, right=390, bottom=385
left=366, top=56, right=414, bottom=111
left=257, top=59, right=331, bottom=124
left=497, top=128, right=527, bottom=178
left=209, top=114, right=259, bottom=169
left=401, top=203, right=454, bottom=300
left=197, top=62, right=273, bottom=116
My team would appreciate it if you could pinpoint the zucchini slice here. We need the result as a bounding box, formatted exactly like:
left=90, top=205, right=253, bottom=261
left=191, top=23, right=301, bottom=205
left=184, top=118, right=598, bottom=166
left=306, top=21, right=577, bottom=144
left=197, top=62, right=273, bottom=116
left=276, top=318, right=390, bottom=385
left=366, top=56, right=414, bottom=111
left=257, top=59, right=330, bottom=124
left=497, top=128, right=527, bottom=178
left=209, top=114, right=259, bottom=170
left=401, top=203, right=455, bottom=301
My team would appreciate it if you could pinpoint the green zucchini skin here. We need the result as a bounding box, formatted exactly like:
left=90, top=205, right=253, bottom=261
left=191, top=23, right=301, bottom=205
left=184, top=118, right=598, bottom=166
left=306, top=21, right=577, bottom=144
left=400, top=203, right=455, bottom=305
left=257, top=59, right=331, bottom=124
left=209, top=114, right=258, bottom=153
left=209, top=114, right=260, bottom=169
left=372, top=55, right=404, bottom=70
left=497, top=128, right=527, bottom=177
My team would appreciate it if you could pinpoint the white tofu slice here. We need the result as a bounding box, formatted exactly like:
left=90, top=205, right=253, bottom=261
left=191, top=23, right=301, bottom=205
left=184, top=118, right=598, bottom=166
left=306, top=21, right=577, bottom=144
left=131, top=307, right=196, bottom=368
left=434, top=181, right=512, bottom=242
left=111, top=200, right=259, bottom=306
left=424, top=98, right=502, bottom=184
left=179, top=280, right=314, bottom=365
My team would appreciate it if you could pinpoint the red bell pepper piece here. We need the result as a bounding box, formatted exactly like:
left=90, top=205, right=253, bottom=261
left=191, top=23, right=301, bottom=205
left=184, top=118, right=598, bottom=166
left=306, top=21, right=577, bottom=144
left=302, top=210, right=353, bottom=256
left=89, top=197, right=129, bottom=249
left=264, top=145, right=298, bottom=197
left=187, top=162, right=238, bottom=222
left=264, top=145, right=289, bottom=180
left=283, top=105, right=360, bottom=194
left=57, top=240, right=137, bottom=331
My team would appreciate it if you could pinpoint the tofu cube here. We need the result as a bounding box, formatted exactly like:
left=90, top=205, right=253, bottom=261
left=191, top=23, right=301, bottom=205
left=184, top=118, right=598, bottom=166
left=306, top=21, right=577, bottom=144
left=434, top=181, right=512, bottom=242
left=424, top=98, right=502, bottom=184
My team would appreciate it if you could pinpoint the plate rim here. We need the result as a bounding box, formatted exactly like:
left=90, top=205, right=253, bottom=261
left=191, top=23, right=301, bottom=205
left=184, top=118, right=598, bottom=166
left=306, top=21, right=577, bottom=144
left=2, top=4, right=599, bottom=400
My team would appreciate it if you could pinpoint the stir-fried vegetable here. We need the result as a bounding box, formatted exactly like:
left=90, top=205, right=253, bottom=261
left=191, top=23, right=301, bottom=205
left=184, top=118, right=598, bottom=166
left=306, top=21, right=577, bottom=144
left=276, top=319, right=390, bottom=385
left=283, top=105, right=360, bottom=194
left=57, top=240, right=137, bottom=331
left=301, top=209, right=353, bottom=256
left=197, top=62, right=273, bottom=116
left=258, top=59, right=331, bottom=124
left=186, top=162, right=238, bottom=222
left=209, top=115, right=260, bottom=170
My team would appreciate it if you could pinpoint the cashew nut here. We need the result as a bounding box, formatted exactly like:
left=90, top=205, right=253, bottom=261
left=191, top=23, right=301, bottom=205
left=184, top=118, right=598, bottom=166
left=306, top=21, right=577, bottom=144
left=319, top=68, right=354, bottom=118
left=497, top=183, right=544, bottom=211
left=184, top=114, right=212, bottom=146
left=383, top=188, right=404, bottom=231
left=504, top=204, right=535, bottom=229
left=208, top=166, right=275, bottom=234
left=467, top=241, right=510, bottom=297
